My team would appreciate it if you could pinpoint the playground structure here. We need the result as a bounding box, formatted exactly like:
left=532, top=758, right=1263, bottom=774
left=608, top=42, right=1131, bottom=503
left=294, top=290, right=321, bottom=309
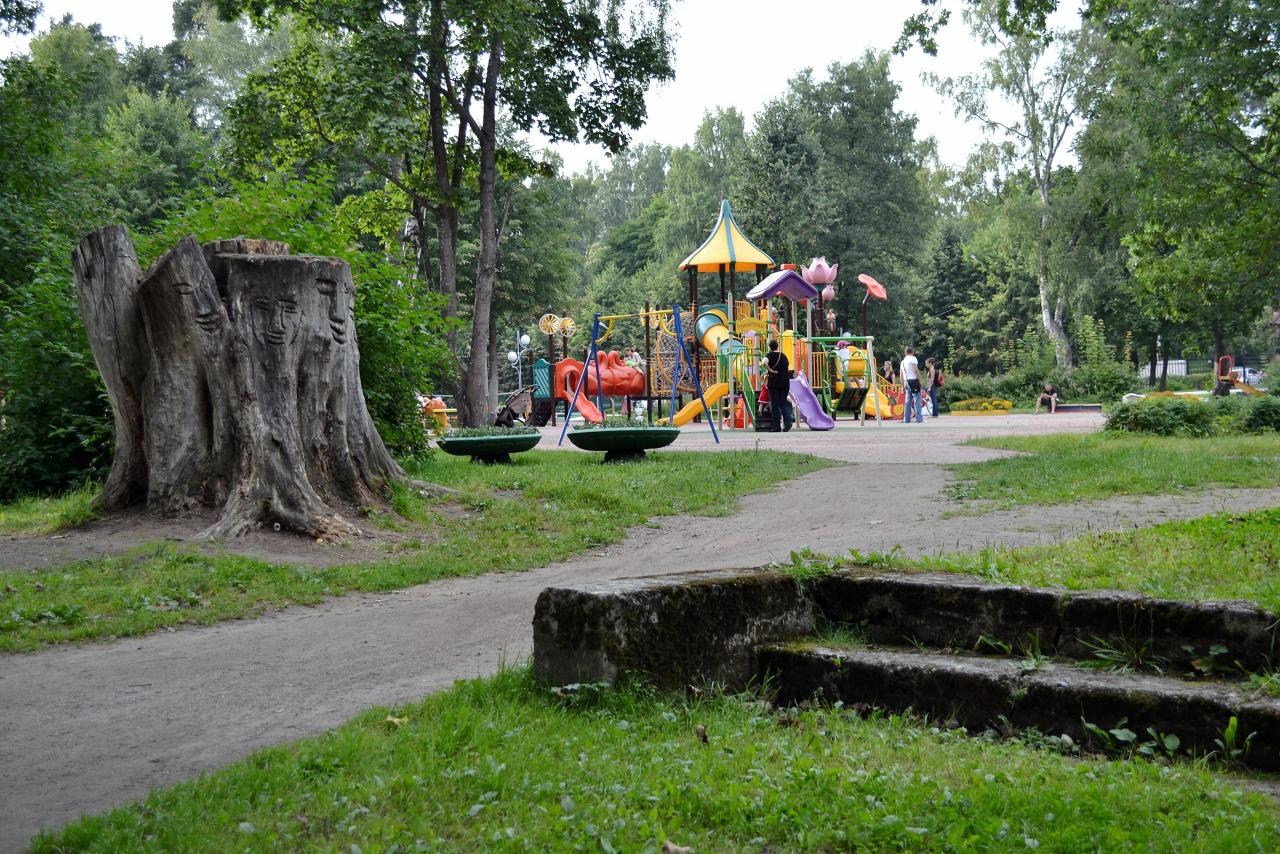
left=1216, top=355, right=1266, bottom=397
left=529, top=198, right=909, bottom=433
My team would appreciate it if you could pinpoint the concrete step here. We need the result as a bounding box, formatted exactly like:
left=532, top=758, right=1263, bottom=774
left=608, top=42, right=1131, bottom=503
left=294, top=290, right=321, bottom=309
left=813, top=570, right=1277, bottom=676
left=759, top=642, right=1280, bottom=769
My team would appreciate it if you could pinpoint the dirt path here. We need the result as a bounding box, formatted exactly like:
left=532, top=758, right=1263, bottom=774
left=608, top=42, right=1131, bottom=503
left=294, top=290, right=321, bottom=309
left=4, top=414, right=1279, bottom=850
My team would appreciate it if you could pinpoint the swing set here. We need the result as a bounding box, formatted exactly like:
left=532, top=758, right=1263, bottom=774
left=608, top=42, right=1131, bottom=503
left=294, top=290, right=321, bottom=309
left=558, top=306, right=720, bottom=447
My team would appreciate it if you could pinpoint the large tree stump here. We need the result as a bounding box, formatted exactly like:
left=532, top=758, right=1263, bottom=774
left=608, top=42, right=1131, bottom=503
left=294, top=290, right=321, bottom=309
left=72, top=227, right=436, bottom=539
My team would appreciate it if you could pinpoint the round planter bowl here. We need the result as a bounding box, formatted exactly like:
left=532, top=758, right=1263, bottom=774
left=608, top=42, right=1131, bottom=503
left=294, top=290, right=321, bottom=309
left=437, top=433, right=541, bottom=463
left=949, top=409, right=1011, bottom=416
left=566, top=427, right=680, bottom=462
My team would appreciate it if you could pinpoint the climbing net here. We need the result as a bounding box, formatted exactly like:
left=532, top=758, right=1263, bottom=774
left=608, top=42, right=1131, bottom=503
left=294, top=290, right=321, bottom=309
left=649, top=308, right=696, bottom=394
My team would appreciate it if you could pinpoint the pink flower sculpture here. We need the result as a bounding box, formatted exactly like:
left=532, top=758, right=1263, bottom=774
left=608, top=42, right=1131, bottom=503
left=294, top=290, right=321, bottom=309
left=801, top=257, right=838, bottom=285
left=821, top=284, right=836, bottom=302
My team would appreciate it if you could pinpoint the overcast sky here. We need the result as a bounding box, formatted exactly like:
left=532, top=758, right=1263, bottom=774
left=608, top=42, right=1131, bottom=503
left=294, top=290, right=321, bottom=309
left=2, top=0, right=1082, bottom=174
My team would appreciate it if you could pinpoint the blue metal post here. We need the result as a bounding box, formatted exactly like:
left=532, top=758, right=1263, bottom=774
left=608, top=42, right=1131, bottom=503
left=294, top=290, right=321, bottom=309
left=673, top=304, right=719, bottom=444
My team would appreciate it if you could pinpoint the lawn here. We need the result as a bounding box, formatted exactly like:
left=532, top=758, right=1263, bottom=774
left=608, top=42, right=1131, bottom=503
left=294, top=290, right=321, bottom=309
left=919, top=506, right=1280, bottom=614
left=35, top=667, right=1280, bottom=853
left=0, top=450, right=826, bottom=652
left=947, top=432, right=1280, bottom=507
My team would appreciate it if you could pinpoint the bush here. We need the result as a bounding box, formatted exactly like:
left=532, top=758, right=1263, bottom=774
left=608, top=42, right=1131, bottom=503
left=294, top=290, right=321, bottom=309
left=938, top=375, right=997, bottom=411
left=1105, top=397, right=1214, bottom=437
left=1239, top=396, right=1280, bottom=433
left=1106, top=395, right=1280, bottom=437
left=0, top=265, right=113, bottom=499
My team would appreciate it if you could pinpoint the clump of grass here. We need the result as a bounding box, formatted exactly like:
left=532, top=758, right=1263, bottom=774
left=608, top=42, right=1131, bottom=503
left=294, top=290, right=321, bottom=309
left=0, top=484, right=99, bottom=535
left=34, top=667, right=1280, bottom=852
left=0, top=450, right=829, bottom=652
left=920, top=507, right=1280, bottom=613
left=948, top=432, right=1280, bottom=507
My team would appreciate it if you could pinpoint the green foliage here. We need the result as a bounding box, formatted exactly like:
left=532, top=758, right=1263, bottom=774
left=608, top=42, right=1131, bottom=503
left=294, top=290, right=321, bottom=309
left=141, top=169, right=452, bottom=456
left=572, top=416, right=665, bottom=430
left=1105, top=397, right=1213, bottom=437
left=103, top=89, right=213, bottom=226
left=0, top=267, right=115, bottom=499
left=0, top=56, right=116, bottom=499
left=0, top=450, right=825, bottom=650
left=443, top=426, right=538, bottom=438
left=1107, top=395, right=1280, bottom=438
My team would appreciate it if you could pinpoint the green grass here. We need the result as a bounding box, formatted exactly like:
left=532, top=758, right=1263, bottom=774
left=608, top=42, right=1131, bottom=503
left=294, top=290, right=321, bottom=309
left=920, top=506, right=1280, bottom=614
left=0, top=484, right=98, bottom=535
left=0, top=450, right=826, bottom=652
left=36, top=667, right=1280, bottom=853
left=947, top=433, right=1280, bottom=507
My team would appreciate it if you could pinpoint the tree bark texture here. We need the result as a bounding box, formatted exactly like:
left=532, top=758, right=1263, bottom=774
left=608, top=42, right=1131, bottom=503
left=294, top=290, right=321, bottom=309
left=459, top=32, right=503, bottom=427
left=72, top=228, right=426, bottom=539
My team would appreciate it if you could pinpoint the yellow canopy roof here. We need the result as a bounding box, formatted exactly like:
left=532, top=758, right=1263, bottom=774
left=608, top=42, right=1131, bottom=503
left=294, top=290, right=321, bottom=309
left=678, top=199, right=775, bottom=273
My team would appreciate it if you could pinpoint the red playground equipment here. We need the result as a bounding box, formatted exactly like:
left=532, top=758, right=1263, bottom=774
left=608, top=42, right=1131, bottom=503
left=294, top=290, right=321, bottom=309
left=553, top=351, right=645, bottom=423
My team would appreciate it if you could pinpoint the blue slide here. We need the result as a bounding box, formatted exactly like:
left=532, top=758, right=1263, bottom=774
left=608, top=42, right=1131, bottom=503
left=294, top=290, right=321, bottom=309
left=790, top=372, right=835, bottom=431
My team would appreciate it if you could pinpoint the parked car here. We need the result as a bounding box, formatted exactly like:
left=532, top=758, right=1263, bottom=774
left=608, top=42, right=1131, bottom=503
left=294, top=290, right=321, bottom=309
left=1231, top=366, right=1262, bottom=386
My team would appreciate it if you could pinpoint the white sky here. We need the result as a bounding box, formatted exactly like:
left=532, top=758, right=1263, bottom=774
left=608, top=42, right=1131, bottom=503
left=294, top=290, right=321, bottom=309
left=1, top=0, right=1083, bottom=173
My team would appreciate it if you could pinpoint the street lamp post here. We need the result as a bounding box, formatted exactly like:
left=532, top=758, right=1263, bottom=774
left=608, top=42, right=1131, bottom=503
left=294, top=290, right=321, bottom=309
left=506, top=330, right=532, bottom=389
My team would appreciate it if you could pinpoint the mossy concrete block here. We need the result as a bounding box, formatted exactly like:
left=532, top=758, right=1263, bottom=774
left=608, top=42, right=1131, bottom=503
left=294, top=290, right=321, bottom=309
left=1056, top=591, right=1278, bottom=673
left=760, top=643, right=1280, bottom=770
left=812, top=569, right=1279, bottom=672
left=812, top=570, right=1061, bottom=651
left=533, top=569, right=814, bottom=690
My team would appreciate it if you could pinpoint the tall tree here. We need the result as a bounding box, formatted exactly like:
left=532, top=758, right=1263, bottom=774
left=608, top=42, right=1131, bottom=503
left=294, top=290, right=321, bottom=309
left=931, top=3, right=1104, bottom=366
left=1088, top=0, right=1279, bottom=363
left=222, top=0, right=673, bottom=425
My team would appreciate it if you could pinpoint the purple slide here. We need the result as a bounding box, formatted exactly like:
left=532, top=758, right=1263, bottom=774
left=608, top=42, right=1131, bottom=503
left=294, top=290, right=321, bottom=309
left=790, top=372, right=835, bottom=431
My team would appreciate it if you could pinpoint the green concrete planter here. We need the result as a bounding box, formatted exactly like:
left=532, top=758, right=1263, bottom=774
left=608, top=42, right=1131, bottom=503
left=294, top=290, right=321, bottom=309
left=567, top=427, right=680, bottom=462
left=437, top=433, right=541, bottom=463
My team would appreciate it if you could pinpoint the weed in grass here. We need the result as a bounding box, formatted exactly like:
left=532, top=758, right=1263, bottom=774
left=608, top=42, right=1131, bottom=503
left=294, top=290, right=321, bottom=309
left=1243, top=670, right=1280, bottom=699
left=1213, top=716, right=1257, bottom=767
left=1080, top=635, right=1168, bottom=675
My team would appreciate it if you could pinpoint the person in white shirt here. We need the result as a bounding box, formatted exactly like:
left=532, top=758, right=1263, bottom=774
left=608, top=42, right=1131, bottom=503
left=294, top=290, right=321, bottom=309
left=900, top=347, right=923, bottom=423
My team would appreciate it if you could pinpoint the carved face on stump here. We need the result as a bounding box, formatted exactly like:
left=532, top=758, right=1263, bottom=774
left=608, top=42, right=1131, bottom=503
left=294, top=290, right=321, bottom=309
left=315, top=277, right=352, bottom=345
left=172, top=279, right=224, bottom=335
left=250, top=291, right=301, bottom=349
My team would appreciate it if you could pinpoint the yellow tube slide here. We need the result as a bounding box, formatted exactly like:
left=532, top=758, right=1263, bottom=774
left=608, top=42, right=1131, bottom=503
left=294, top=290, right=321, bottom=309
left=665, top=382, right=730, bottom=426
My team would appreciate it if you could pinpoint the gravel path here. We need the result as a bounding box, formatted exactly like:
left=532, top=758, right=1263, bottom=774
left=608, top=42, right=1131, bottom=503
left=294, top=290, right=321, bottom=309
left=4, top=413, right=1278, bottom=849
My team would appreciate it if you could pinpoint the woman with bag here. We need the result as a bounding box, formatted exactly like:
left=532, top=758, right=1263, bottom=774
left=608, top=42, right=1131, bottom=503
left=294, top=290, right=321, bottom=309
left=764, top=339, right=794, bottom=432
left=925, top=357, right=943, bottom=418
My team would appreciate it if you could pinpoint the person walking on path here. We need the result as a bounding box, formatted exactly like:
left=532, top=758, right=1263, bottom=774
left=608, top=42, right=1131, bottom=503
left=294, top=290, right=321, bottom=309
left=900, top=347, right=924, bottom=423
left=765, top=339, right=794, bottom=432
left=924, top=357, right=942, bottom=418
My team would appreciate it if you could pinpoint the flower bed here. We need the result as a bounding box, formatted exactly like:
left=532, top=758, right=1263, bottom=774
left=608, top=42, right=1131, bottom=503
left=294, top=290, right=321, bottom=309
left=437, top=427, right=541, bottom=463
left=567, top=423, right=679, bottom=461
left=949, top=398, right=1013, bottom=416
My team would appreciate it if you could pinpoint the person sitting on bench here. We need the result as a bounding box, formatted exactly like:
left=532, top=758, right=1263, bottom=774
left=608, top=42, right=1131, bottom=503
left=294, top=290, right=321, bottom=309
left=1035, top=382, right=1060, bottom=414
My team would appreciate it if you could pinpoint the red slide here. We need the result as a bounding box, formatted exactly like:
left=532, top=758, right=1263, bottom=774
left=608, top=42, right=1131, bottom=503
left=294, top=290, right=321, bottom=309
left=554, top=353, right=643, bottom=423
